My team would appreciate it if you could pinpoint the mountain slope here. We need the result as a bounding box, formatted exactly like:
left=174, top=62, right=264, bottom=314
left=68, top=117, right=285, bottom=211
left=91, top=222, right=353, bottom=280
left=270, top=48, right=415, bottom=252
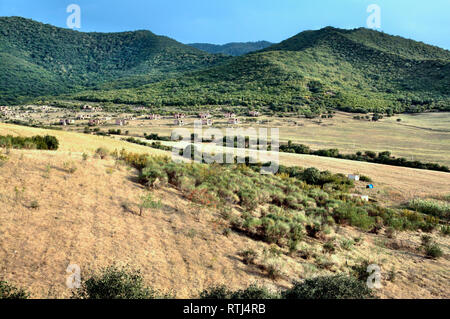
left=0, top=17, right=227, bottom=104
left=72, top=27, right=450, bottom=113
left=188, top=41, right=273, bottom=56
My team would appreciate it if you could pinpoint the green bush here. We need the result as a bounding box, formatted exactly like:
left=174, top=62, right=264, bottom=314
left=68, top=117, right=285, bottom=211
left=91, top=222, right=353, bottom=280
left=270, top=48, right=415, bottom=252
left=333, top=204, right=375, bottom=230
left=282, top=275, right=376, bottom=299
left=200, top=284, right=279, bottom=299
left=0, top=281, right=29, bottom=299
left=424, top=243, right=443, bottom=259
left=72, top=266, right=166, bottom=299
left=359, top=175, right=373, bottom=182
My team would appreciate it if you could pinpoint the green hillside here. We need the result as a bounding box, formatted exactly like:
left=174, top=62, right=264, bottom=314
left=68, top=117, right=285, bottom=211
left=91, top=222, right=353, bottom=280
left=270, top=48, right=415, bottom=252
left=188, top=41, right=273, bottom=56
left=72, top=27, right=450, bottom=114
left=0, top=17, right=226, bottom=105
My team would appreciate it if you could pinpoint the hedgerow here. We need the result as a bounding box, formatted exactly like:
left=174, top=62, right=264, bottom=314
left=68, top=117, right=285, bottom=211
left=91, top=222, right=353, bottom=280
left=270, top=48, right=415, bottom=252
left=0, top=134, right=59, bottom=150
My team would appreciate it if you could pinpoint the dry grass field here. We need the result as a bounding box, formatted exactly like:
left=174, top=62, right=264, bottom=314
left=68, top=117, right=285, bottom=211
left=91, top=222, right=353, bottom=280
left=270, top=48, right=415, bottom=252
left=0, top=123, right=166, bottom=156
left=2, top=122, right=449, bottom=206
left=85, top=112, right=450, bottom=166
left=0, top=149, right=449, bottom=299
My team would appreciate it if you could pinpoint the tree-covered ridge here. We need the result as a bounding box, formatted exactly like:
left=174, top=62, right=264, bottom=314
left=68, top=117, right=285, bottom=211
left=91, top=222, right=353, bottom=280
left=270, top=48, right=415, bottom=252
left=188, top=41, right=273, bottom=56
left=0, top=17, right=228, bottom=104
left=72, top=26, right=450, bottom=113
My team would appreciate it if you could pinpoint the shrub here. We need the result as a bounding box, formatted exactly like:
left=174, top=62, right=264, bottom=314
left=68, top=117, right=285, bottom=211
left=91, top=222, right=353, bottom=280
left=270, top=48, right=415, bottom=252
left=351, top=259, right=373, bottom=282
left=421, top=235, right=433, bottom=246
left=29, top=200, right=39, bottom=209
left=138, top=193, right=161, bottom=216
left=323, top=240, right=336, bottom=254
left=282, top=275, right=375, bottom=299
left=200, top=284, right=279, bottom=299
left=302, top=167, right=321, bottom=185
left=359, top=175, right=373, bottom=182
left=0, top=281, right=29, bottom=299
left=95, top=147, right=109, bottom=160
left=340, top=238, right=354, bottom=250
left=240, top=249, right=258, bottom=265
left=72, top=265, right=164, bottom=299
left=385, top=227, right=396, bottom=238
left=333, top=204, right=375, bottom=230
left=63, top=161, right=77, bottom=174
left=424, top=243, right=443, bottom=259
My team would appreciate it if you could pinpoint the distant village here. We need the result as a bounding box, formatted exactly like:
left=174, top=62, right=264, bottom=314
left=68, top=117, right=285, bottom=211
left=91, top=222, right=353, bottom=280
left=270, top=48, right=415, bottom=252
left=0, top=104, right=262, bottom=129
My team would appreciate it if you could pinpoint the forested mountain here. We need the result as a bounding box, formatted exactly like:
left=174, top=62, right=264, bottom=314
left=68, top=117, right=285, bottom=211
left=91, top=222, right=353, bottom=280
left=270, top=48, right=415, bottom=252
left=188, top=41, right=273, bottom=56
left=0, top=17, right=227, bottom=104
left=1, top=18, right=449, bottom=114
left=71, top=26, right=450, bottom=114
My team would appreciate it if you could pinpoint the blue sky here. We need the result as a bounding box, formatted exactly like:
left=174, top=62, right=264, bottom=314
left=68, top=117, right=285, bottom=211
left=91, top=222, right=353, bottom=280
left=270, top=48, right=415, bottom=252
left=1, top=0, right=449, bottom=49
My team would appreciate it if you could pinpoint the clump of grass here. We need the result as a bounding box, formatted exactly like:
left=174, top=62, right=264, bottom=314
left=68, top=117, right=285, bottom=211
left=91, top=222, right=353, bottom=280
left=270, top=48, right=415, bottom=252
left=385, top=227, right=396, bottom=239
left=387, top=267, right=396, bottom=282
left=420, top=235, right=443, bottom=259
left=0, top=154, right=8, bottom=167
left=323, top=240, right=336, bottom=254
left=240, top=249, right=258, bottom=265
left=315, top=255, right=334, bottom=270
left=138, top=193, right=162, bottom=216
left=424, top=243, right=443, bottom=259
left=440, top=225, right=450, bottom=236
left=43, top=164, right=51, bottom=178
left=298, top=245, right=315, bottom=260
left=14, top=186, right=25, bottom=203
left=263, top=260, right=283, bottom=280
left=186, top=228, right=197, bottom=238
left=340, top=238, right=354, bottom=250
left=82, top=153, right=88, bottom=161
left=0, top=281, right=29, bottom=299
left=222, top=227, right=231, bottom=237
left=63, top=161, right=77, bottom=174
left=351, top=259, right=376, bottom=282
left=29, top=200, right=39, bottom=209
left=421, top=235, right=433, bottom=246
left=95, top=147, right=109, bottom=160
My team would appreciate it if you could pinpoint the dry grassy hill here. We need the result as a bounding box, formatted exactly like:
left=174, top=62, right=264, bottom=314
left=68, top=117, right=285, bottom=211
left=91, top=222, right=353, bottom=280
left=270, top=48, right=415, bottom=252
left=0, top=127, right=449, bottom=298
